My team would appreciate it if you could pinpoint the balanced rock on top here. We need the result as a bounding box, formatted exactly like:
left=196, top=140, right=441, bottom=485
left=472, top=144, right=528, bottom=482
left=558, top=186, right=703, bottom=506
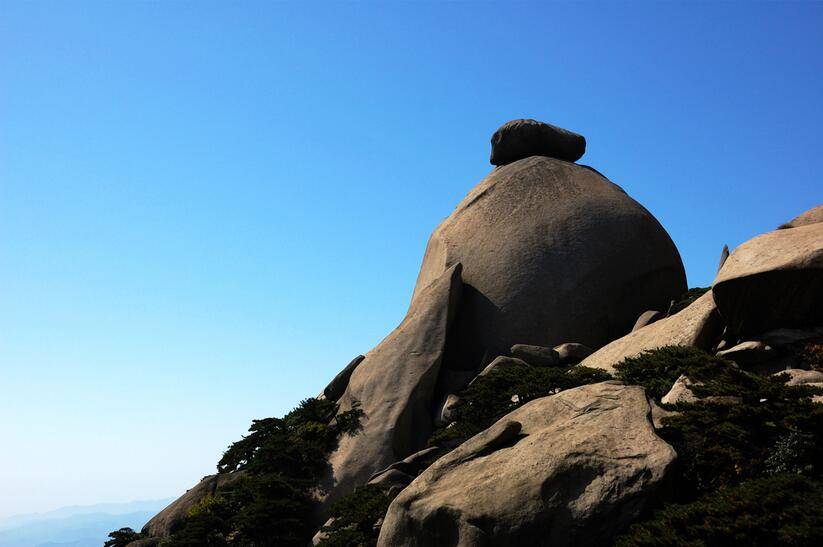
left=413, top=124, right=687, bottom=368
left=490, top=118, right=586, bottom=165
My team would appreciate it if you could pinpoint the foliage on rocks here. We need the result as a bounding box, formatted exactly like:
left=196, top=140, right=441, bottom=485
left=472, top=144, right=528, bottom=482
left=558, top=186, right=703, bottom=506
left=614, top=346, right=823, bottom=545
left=614, top=345, right=745, bottom=402
left=428, top=363, right=611, bottom=446
left=668, top=287, right=710, bottom=315
left=104, top=528, right=142, bottom=547
left=157, top=398, right=363, bottom=547
left=615, top=474, right=823, bottom=547
left=316, top=485, right=391, bottom=547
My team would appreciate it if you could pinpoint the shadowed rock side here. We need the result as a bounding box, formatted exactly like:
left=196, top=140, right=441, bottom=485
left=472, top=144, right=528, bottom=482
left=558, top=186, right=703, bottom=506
left=579, top=291, right=722, bottom=374
left=320, top=264, right=463, bottom=506
left=412, top=156, right=687, bottom=368
left=377, top=382, right=676, bottom=547
left=713, top=223, right=823, bottom=337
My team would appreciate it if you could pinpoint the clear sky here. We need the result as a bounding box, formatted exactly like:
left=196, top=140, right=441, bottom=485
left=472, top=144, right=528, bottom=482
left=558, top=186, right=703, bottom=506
left=1, top=1, right=821, bottom=518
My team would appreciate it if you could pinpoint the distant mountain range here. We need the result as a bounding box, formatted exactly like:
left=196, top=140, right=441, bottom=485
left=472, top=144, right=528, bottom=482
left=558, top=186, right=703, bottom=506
left=0, top=499, right=172, bottom=547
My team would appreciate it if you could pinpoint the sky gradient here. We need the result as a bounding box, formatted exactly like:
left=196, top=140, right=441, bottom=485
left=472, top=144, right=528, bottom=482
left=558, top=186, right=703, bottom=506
left=1, top=1, right=822, bottom=517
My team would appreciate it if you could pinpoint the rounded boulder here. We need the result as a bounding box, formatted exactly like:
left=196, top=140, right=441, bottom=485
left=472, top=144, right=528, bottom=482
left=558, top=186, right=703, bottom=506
left=412, top=155, right=687, bottom=366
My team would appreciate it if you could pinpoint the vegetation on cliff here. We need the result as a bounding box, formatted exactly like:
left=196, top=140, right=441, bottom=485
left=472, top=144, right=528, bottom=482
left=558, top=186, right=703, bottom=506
left=615, top=346, right=823, bottom=545
left=428, top=363, right=612, bottom=447
left=157, top=398, right=362, bottom=546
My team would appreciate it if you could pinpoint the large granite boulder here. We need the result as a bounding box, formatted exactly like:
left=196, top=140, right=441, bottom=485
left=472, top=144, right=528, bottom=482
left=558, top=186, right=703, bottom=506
left=779, top=203, right=823, bottom=229
left=412, top=154, right=686, bottom=370
left=489, top=119, right=586, bottom=165
left=377, top=381, right=676, bottom=547
left=142, top=472, right=245, bottom=537
left=321, top=264, right=463, bottom=505
left=713, top=223, right=823, bottom=337
left=579, top=291, right=722, bottom=374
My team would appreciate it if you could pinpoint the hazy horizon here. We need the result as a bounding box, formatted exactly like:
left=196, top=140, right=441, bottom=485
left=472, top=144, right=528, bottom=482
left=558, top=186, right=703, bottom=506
left=2, top=1, right=822, bottom=518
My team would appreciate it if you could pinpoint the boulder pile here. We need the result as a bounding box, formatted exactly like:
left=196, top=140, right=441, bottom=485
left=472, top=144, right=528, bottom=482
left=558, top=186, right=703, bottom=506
left=125, top=120, right=823, bottom=547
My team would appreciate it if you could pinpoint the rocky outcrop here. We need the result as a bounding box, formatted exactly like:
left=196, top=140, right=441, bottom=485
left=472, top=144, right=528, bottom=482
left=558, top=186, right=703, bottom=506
left=713, top=223, right=823, bottom=337
left=489, top=119, right=586, bottom=165
left=580, top=291, right=722, bottom=374
left=142, top=472, right=245, bottom=538
left=321, top=264, right=463, bottom=505
left=412, top=154, right=687, bottom=371
left=778, top=204, right=823, bottom=229
left=377, top=381, right=675, bottom=547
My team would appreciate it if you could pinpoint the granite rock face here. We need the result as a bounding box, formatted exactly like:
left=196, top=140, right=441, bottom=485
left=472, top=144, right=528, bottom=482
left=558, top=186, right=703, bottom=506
left=321, top=264, right=463, bottom=505
left=713, top=223, right=823, bottom=337
left=779, top=203, right=823, bottom=229
left=489, top=118, right=586, bottom=165
left=377, top=382, right=676, bottom=547
left=412, top=154, right=687, bottom=371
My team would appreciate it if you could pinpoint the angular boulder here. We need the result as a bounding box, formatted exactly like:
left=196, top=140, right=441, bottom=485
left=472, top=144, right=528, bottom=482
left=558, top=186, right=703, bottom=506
left=716, top=341, right=775, bottom=368
left=321, top=264, right=463, bottom=505
left=713, top=223, right=823, bottom=337
left=775, top=369, right=823, bottom=386
left=142, top=472, right=245, bottom=537
left=511, top=343, right=560, bottom=367
left=553, top=342, right=594, bottom=364
left=661, top=375, right=741, bottom=406
left=660, top=375, right=699, bottom=405
left=779, top=203, right=823, bottom=229
left=489, top=119, right=586, bottom=165
left=435, top=393, right=461, bottom=426
left=580, top=291, right=722, bottom=374
left=377, top=381, right=675, bottom=547
left=412, top=154, right=687, bottom=369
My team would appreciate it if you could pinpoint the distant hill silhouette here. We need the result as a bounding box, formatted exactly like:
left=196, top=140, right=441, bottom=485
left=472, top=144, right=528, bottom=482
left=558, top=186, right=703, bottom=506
left=0, top=500, right=171, bottom=547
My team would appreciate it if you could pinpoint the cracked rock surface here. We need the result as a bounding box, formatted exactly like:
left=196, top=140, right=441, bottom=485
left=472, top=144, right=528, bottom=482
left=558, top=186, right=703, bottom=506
left=377, top=381, right=675, bottom=547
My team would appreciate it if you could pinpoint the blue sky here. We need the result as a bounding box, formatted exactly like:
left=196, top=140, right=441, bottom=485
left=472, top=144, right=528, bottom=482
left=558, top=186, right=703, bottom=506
left=1, top=1, right=821, bottom=517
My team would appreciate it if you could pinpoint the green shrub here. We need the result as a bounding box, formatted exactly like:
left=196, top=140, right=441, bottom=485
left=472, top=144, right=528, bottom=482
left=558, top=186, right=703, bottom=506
left=159, top=398, right=363, bottom=547
left=616, top=346, right=823, bottom=497
left=615, top=475, right=823, bottom=547
left=613, top=345, right=747, bottom=403
left=317, top=485, right=391, bottom=547
left=104, top=528, right=142, bottom=547
left=613, top=346, right=823, bottom=545
left=428, top=363, right=611, bottom=446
